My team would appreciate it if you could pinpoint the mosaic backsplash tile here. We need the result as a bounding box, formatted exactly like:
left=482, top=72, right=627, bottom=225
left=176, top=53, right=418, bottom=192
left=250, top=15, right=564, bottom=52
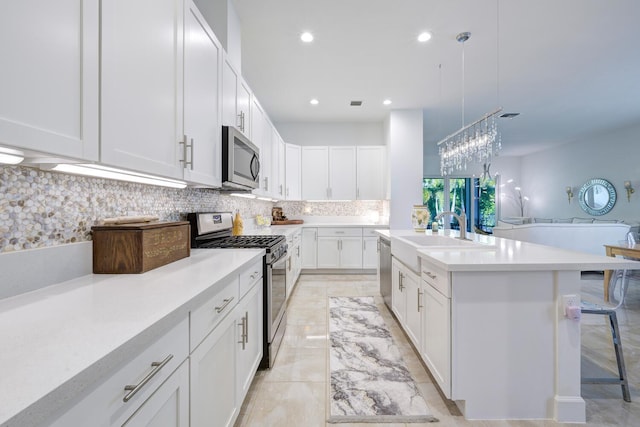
left=0, top=165, right=387, bottom=253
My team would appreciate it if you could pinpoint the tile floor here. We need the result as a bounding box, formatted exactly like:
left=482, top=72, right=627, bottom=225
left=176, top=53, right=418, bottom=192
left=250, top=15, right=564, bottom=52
left=235, top=273, right=640, bottom=427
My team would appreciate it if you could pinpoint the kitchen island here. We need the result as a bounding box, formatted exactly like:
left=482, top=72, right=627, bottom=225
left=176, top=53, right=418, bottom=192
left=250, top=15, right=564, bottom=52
left=381, top=229, right=639, bottom=422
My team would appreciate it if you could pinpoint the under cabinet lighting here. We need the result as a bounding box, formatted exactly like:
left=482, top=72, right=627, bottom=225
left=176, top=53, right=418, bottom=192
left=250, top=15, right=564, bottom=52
left=48, top=164, right=187, bottom=189
left=257, top=196, right=274, bottom=201
left=0, top=147, right=24, bottom=165
left=229, top=193, right=257, bottom=199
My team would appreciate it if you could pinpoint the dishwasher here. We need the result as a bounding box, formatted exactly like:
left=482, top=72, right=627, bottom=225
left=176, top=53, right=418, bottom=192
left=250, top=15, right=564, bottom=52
left=378, top=235, right=392, bottom=309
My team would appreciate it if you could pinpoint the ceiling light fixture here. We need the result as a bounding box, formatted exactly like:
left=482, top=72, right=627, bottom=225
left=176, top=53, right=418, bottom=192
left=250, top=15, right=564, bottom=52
left=310, top=98, right=319, bottom=105
left=417, top=32, right=432, bottom=42
left=438, top=29, right=502, bottom=176
left=47, top=164, right=187, bottom=189
left=383, top=99, right=392, bottom=105
left=300, top=32, right=314, bottom=43
left=0, top=146, right=25, bottom=165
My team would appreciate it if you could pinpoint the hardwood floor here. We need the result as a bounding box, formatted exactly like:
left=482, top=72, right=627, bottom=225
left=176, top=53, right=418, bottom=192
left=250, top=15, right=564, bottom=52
left=235, top=273, right=640, bottom=427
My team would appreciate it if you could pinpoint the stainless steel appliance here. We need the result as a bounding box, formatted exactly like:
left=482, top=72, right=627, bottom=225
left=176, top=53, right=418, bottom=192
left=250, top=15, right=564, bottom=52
left=379, top=235, right=392, bottom=309
left=187, top=212, right=287, bottom=369
left=222, top=126, right=260, bottom=190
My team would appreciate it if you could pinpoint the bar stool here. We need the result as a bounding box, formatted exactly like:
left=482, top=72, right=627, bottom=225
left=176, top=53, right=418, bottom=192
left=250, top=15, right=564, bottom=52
left=581, top=269, right=631, bottom=402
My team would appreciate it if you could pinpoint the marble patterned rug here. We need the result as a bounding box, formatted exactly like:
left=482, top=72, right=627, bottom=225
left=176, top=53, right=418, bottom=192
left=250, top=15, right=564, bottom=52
left=328, top=296, right=437, bottom=423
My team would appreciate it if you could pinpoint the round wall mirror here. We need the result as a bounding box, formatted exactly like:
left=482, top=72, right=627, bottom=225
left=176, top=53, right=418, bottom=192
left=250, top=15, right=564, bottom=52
left=578, top=178, right=617, bottom=216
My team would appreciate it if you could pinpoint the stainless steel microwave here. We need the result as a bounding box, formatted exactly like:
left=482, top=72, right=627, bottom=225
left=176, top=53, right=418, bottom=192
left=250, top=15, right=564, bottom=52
left=222, top=126, right=260, bottom=190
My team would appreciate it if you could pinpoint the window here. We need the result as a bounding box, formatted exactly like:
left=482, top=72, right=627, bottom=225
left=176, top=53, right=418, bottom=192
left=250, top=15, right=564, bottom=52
left=423, top=177, right=497, bottom=233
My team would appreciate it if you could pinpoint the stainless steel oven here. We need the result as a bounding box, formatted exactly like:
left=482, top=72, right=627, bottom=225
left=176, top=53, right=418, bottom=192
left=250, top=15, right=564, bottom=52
left=266, top=248, right=287, bottom=368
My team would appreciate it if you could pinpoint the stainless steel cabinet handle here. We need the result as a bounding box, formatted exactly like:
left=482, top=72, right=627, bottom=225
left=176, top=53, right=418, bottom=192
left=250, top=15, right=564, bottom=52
left=424, top=271, right=437, bottom=280
left=286, top=187, right=290, bottom=197
left=215, top=296, right=235, bottom=313
left=250, top=270, right=260, bottom=281
left=244, top=312, right=249, bottom=344
left=418, top=289, right=423, bottom=312
left=363, top=240, right=366, bottom=251
left=179, top=135, right=193, bottom=169
left=279, top=184, right=283, bottom=195
left=238, top=313, right=247, bottom=350
left=123, top=354, right=173, bottom=402
left=237, top=111, right=245, bottom=132
left=399, top=272, right=405, bottom=291
left=357, top=188, right=360, bottom=199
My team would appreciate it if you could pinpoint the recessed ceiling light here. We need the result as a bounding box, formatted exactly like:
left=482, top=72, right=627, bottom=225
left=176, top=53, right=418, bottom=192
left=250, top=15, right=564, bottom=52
left=301, top=32, right=314, bottom=43
left=310, top=98, right=319, bottom=105
left=383, top=99, right=392, bottom=106
left=417, top=32, right=432, bottom=42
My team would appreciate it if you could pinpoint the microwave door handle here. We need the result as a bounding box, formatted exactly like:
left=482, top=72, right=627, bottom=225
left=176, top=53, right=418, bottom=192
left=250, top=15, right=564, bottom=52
left=250, top=154, right=260, bottom=181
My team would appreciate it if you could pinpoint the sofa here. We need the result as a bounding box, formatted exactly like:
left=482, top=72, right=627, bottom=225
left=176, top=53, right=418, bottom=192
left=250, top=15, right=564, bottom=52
left=492, top=219, right=633, bottom=256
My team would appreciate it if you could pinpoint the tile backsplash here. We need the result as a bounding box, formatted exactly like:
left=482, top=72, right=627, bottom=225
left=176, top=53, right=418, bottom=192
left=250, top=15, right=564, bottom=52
left=0, top=165, right=387, bottom=253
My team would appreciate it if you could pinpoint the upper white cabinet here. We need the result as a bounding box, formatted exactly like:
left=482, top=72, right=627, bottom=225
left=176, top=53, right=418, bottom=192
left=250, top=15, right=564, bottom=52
left=273, top=129, right=285, bottom=199
left=101, top=0, right=223, bottom=185
left=183, top=1, right=223, bottom=187
left=285, top=143, right=301, bottom=200
left=301, top=145, right=385, bottom=201
left=222, top=58, right=250, bottom=137
left=301, top=146, right=329, bottom=200
left=101, top=0, right=185, bottom=179
left=356, top=146, right=386, bottom=200
left=0, top=0, right=99, bottom=160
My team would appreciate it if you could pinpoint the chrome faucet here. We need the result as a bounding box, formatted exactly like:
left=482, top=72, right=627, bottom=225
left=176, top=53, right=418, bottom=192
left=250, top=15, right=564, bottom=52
left=434, top=211, right=467, bottom=240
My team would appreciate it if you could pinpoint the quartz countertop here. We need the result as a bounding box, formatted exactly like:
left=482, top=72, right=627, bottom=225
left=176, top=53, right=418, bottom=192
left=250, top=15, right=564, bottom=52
left=0, top=248, right=264, bottom=427
left=383, top=229, right=640, bottom=272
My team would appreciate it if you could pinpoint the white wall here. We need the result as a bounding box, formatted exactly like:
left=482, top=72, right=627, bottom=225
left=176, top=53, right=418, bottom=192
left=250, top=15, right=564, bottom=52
left=389, top=110, right=423, bottom=229
left=520, top=121, right=640, bottom=222
left=276, top=122, right=384, bottom=146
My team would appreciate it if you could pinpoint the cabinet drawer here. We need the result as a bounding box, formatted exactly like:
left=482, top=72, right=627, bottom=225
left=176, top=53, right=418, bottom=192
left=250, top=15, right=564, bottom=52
left=317, top=227, right=362, bottom=237
left=239, top=258, right=263, bottom=298
left=421, top=263, right=450, bottom=298
left=362, top=228, right=383, bottom=237
left=191, top=275, right=239, bottom=350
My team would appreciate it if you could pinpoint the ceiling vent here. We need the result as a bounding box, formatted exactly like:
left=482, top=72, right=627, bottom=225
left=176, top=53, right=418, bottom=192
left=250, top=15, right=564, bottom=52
left=499, top=112, right=520, bottom=119
left=350, top=101, right=363, bottom=106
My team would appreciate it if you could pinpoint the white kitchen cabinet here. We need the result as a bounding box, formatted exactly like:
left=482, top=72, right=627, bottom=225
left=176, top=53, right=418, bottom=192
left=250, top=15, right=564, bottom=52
left=362, top=229, right=379, bottom=269
left=316, top=228, right=362, bottom=269
left=301, top=228, right=318, bottom=269
left=292, top=229, right=302, bottom=284
left=285, top=143, right=302, bottom=200
left=301, top=146, right=329, bottom=200
left=273, top=130, right=286, bottom=199
left=391, top=258, right=407, bottom=325
left=0, top=0, right=99, bottom=161
left=329, top=146, right=357, bottom=200
left=101, top=0, right=184, bottom=179
left=252, top=101, right=274, bottom=197
left=235, top=279, right=263, bottom=405
left=422, top=280, right=451, bottom=397
left=403, top=268, right=422, bottom=349
left=182, top=1, right=223, bottom=187
left=46, top=318, right=190, bottom=427
left=356, top=146, right=386, bottom=200
left=190, top=308, right=238, bottom=427
left=222, top=58, right=251, bottom=137
left=301, top=146, right=357, bottom=200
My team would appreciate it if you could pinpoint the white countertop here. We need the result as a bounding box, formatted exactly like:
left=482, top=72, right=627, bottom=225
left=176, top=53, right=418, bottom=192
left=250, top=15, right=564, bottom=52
left=384, top=229, right=640, bottom=272
left=0, top=248, right=264, bottom=427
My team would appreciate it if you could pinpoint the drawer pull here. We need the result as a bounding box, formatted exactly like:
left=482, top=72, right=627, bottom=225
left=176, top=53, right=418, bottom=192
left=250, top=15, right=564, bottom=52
left=215, top=296, right=235, bottom=313
left=424, top=271, right=437, bottom=280
left=418, top=289, right=424, bottom=312
left=123, top=354, right=173, bottom=402
left=250, top=270, right=260, bottom=280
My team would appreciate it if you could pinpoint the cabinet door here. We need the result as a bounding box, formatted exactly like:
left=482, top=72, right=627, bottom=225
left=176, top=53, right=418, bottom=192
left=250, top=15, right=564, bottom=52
left=339, top=237, right=363, bottom=269
left=329, top=146, right=357, bottom=200
left=317, top=237, right=340, bottom=268
left=183, top=1, right=222, bottom=187
left=277, top=136, right=286, bottom=198
left=357, top=146, right=385, bottom=200
left=422, top=283, right=451, bottom=398
left=101, top=0, right=184, bottom=178
left=301, top=228, right=318, bottom=269
left=0, top=0, right=99, bottom=160
left=301, top=146, right=329, bottom=200
left=122, top=361, right=189, bottom=427
left=391, top=260, right=406, bottom=325
left=362, top=237, right=379, bottom=269
left=403, top=271, right=422, bottom=349
left=237, top=78, right=251, bottom=137
left=190, top=311, right=238, bottom=427
left=222, top=59, right=238, bottom=129
left=285, top=143, right=301, bottom=200
left=236, top=283, right=263, bottom=406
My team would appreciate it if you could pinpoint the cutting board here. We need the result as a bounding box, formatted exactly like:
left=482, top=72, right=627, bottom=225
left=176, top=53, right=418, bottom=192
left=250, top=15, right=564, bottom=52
left=272, top=220, right=304, bottom=225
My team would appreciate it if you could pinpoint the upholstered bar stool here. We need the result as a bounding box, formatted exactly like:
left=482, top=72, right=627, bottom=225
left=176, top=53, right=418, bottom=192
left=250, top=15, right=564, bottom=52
left=581, top=269, right=631, bottom=402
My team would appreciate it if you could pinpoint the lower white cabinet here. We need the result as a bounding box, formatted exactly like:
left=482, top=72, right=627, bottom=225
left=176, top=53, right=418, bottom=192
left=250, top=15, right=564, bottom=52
left=316, top=228, right=363, bottom=269
left=362, top=230, right=379, bottom=269
left=391, top=258, right=407, bottom=325
left=47, top=318, right=190, bottom=427
left=301, top=228, right=318, bottom=269
left=403, top=268, right=422, bottom=349
left=236, top=282, right=263, bottom=404
left=422, top=280, right=451, bottom=397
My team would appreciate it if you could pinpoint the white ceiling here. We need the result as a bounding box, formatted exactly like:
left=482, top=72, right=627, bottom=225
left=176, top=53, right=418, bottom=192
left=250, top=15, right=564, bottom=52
left=232, top=0, right=640, bottom=156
